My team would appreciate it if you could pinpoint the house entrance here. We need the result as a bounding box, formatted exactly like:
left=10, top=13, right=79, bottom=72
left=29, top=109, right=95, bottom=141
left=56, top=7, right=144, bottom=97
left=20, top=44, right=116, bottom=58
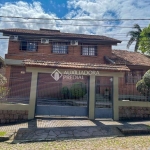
left=95, top=76, right=113, bottom=118
left=35, top=73, right=89, bottom=117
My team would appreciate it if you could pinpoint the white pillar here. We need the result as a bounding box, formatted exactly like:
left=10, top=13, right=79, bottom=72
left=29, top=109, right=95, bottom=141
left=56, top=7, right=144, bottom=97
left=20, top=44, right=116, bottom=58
left=113, top=76, right=119, bottom=120
left=28, top=71, right=38, bottom=119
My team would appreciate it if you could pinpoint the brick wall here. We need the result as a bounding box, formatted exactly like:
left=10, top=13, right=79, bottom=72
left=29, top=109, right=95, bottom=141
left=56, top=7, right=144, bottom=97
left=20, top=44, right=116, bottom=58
left=119, top=106, right=150, bottom=120
left=6, top=41, right=112, bottom=64
left=8, top=41, right=20, bottom=54
left=0, top=110, right=28, bottom=124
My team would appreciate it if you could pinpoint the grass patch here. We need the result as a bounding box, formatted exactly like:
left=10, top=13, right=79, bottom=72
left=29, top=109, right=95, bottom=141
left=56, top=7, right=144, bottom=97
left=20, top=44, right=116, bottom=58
left=147, top=125, right=150, bottom=128
left=0, top=131, right=6, bottom=136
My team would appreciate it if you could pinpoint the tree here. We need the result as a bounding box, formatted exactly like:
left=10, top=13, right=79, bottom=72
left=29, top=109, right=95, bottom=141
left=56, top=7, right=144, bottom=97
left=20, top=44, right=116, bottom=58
left=127, top=24, right=142, bottom=52
left=139, top=24, right=150, bottom=54
left=0, top=74, right=9, bottom=100
left=136, top=70, right=150, bottom=100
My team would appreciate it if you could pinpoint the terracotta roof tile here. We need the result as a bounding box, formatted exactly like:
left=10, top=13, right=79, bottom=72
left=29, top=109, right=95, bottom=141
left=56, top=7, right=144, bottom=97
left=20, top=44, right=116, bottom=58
left=0, top=28, right=121, bottom=42
left=23, top=59, right=129, bottom=71
left=108, top=50, right=150, bottom=66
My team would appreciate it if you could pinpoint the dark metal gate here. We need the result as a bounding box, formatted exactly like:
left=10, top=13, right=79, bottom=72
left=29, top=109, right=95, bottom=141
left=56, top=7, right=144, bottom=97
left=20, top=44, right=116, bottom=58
left=36, top=73, right=89, bottom=117
left=95, top=76, right=113, bottom=118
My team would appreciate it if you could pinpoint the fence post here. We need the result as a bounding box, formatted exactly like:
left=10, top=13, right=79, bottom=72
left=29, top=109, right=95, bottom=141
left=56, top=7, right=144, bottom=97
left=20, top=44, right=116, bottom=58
left=113, top=76, right=119, bottom=120
left=28, top=71, right=38, bottom=119
left=89, top=75, right=95, bottom=119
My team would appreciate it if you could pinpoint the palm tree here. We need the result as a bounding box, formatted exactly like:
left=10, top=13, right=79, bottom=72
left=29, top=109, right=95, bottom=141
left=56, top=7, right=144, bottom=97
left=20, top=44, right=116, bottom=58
left=127, top=24, right=142, bottom=52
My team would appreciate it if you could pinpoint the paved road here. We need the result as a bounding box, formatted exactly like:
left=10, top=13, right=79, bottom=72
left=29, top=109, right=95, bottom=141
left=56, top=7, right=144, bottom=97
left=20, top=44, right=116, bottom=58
left=0, top=136, right=150, bottom=150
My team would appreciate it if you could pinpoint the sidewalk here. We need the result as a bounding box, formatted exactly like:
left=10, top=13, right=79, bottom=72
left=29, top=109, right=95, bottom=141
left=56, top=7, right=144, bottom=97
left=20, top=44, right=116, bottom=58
left=0, top=118, right=150, bottom=143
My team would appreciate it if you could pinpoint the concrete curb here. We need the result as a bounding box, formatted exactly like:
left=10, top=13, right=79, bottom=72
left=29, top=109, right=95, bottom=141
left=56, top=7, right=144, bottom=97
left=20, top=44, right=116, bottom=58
left=117, top=124, right=150, bottom=135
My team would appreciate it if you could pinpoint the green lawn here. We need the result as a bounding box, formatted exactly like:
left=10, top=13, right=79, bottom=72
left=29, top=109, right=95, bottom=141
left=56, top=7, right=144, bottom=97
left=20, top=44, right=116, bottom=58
left=0, top=131, right=6, bottom=136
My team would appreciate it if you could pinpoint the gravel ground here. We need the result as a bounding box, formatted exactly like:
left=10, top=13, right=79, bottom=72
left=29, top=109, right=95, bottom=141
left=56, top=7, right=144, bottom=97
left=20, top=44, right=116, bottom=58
left=0, top=136, right=150, bottom=150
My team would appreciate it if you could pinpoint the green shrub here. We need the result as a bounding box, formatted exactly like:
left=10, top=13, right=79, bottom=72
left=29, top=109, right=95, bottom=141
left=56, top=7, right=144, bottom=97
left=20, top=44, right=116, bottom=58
left=0, top=74, right=9, bottom=100
left=136, top=69, right=150, bottom=98
left=143, top=70, right=150, bottom=87
left=136, top=79, right=149, bottom=96
left=70, top=82, right=87, bottom=99
left=61, top=86, right=70, bottom=99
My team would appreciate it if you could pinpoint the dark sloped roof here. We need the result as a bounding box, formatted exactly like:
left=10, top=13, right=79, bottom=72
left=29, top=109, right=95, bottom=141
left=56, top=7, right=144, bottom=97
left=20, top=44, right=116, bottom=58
left=0, top=28, right=121, bottom=42
left=23, top=59, right=129, bottom=71
left=107, top=50, right=150, bottom=66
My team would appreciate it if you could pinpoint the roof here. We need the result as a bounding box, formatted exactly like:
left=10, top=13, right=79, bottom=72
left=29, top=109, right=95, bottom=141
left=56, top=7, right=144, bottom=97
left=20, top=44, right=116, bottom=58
left=23, top=59, right=129, bottom=71
left=0, top=28, right=121, bottom=43
left=106, top=50, right=150, bottom=66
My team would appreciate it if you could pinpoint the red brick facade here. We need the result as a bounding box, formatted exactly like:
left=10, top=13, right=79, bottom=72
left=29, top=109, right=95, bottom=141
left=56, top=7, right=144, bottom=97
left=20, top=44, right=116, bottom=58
left=0, top=110, right=28, bottom=124
left=6, top=41, right=112, bottom=64
left=119, top=106, right=150, bottom=120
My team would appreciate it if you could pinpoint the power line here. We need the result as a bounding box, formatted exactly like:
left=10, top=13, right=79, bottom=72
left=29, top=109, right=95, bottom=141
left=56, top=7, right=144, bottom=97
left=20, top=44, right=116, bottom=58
left=1, top=16, right=150, bottom=21
left=0, top=20, right=148, bottom=28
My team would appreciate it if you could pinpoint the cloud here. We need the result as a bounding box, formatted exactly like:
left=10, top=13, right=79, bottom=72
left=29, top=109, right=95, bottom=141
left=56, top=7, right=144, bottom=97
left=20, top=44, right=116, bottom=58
left=66, top=0, right=150, bottom=50
left=0, top=0, right=150, bottom=58
left=0, top=1, right=61, bottom=57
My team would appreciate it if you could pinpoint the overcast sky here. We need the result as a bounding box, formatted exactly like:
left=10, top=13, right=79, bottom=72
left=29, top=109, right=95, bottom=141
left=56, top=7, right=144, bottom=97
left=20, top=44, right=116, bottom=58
left=0, top=0, right=150, bottom=58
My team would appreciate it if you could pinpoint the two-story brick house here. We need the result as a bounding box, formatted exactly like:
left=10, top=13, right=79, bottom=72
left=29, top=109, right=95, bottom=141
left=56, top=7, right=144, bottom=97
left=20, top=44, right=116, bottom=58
left=0, top=28, right=150, bottom=121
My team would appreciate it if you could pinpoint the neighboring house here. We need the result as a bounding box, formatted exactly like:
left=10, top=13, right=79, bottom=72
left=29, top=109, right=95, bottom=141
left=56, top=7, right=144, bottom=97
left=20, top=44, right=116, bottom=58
left=105, top=50, right=150, bottom=100
left=0, top=28, right=150, bottom=121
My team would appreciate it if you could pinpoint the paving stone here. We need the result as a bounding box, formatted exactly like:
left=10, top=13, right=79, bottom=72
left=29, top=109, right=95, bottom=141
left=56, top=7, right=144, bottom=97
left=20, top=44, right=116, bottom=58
left=49, top=130, right=57, bottom=136
left=87, top=127, right=100, bottom=133
left=46, top=135, right=57, bottom=139
left=35, top=130, right=45, bottom=135
left=54, top=130, right=61, bottom=135
left=25, top=134, right=35, bottom=140
left=38, top=134, right=48, bottom=140
left=78, top=131, right=90, bottom=137
left=92, top=131, right=103, bottom=136
left=31, top=136, right=39, bottom=140
left=67, top=131, right=73, bottom=134
left=57, top=134, right=73, bottom=138
left=60, top=131, right=66, bottom=134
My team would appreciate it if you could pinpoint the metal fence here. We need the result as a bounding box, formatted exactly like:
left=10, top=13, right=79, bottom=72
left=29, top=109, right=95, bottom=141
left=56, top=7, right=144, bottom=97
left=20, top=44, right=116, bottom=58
left=1, top=67, right=32, bottom=104
left=119, top=71, right=150, bottom=101
left=36, top=73, right=89, bottom=107
left=95, top=76, right=113, bottom=108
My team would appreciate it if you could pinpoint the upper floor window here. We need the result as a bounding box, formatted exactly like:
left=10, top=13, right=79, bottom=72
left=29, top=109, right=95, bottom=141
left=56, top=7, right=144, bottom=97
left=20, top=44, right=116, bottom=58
left=52, top=43, right=68, bottom=54
left=20, top=41, right=38, bottom=51
left=81, top=45, right=97, bottom=56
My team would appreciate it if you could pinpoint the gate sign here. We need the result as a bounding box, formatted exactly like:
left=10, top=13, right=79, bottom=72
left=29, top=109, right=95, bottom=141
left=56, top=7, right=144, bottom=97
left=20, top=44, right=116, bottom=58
left=51, top=69, right=100, bottom=81
left=51, top=69, right=62, bottom=81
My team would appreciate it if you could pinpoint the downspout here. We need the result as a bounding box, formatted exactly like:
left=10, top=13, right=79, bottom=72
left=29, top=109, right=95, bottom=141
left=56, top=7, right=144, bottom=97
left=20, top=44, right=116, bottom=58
left=104, top=56, right=116, bottom=64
